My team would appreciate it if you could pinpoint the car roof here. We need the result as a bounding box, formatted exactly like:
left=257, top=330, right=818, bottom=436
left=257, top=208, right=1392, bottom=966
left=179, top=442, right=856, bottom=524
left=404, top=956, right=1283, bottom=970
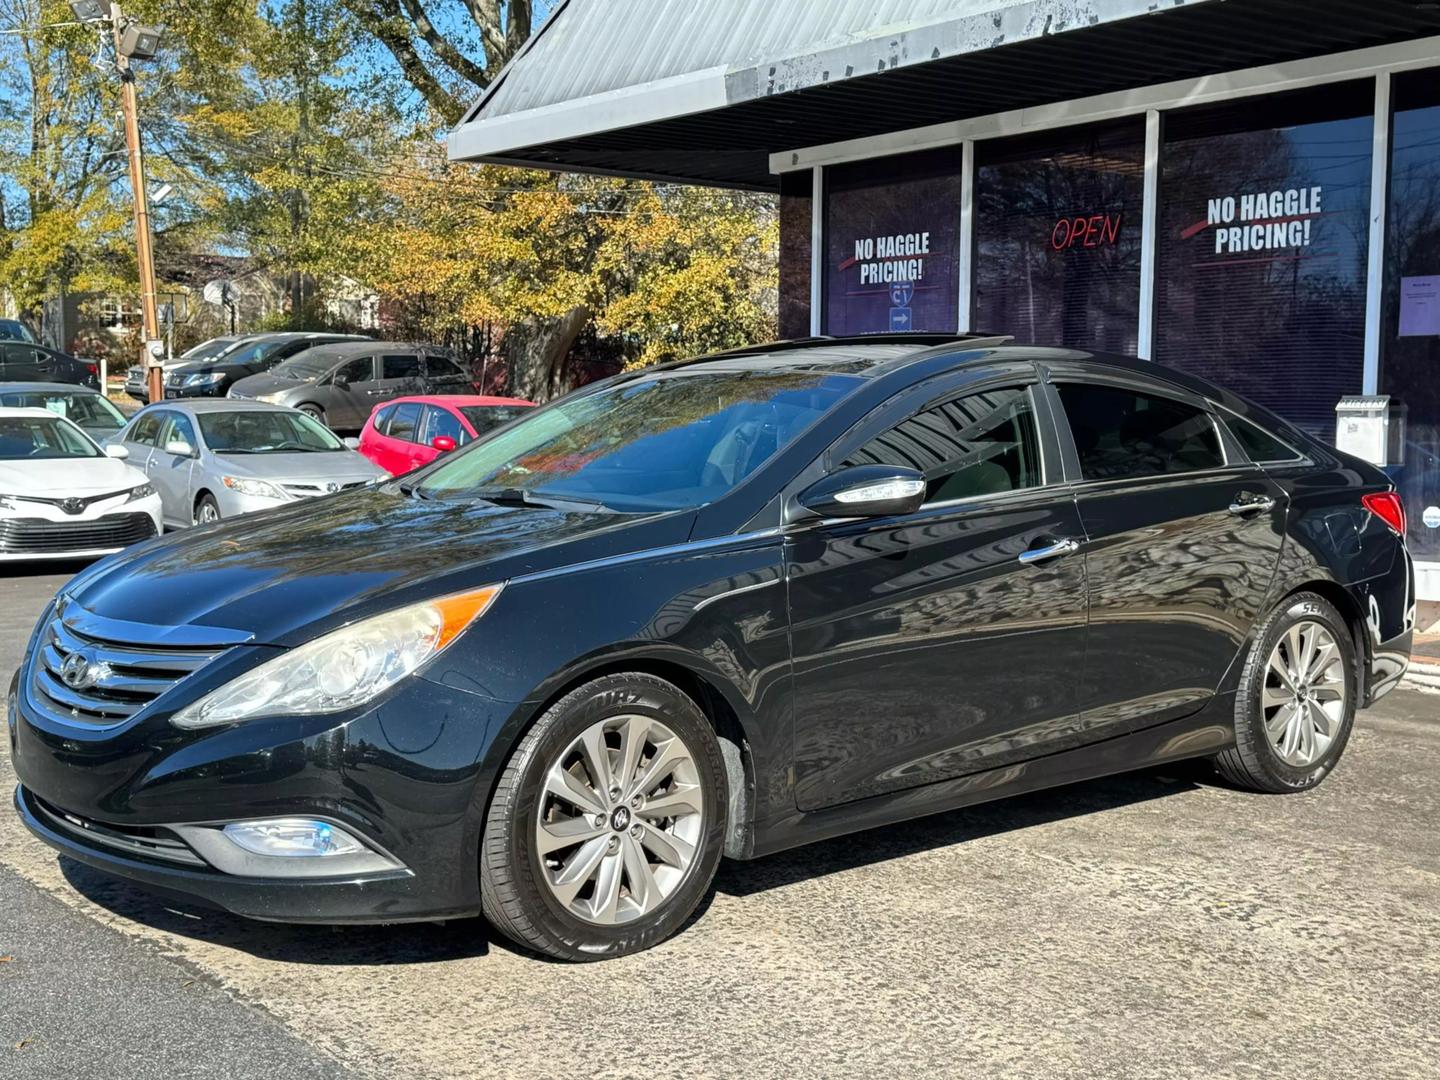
left=377, top=395, right=533, bottom=409
left=139, top=399, right=301, bottom=417
left=283, top=341, right=427, bottom=361
left=0, top=381, right=101, bottom=394
left=242, top=331, right=370, bottom=345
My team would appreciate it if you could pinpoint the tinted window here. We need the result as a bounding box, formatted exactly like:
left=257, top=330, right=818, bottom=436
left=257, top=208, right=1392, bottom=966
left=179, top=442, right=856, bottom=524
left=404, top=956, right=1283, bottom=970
left=372, top=404, right=397, bottom=434
left=1059, top=383, right=1223, bottom=480
left=127, top=412, right=164, bottom=446
left=383, top=354, right=421, bottom=379
left=459, top=405, right=531, bottom=438
left=388, top=403, right=421, bottom=441
left=845, top=386, right=1043, bottom=504
left=418, top=368, right=861, bottom=511
left=0, top=319, right=36, bottom=343
left=423, top=405, right=464, bottom=444
left=333, top=357, right=373, bottom=384
left=0, top=415, right=98, bottom=459
left=425, top=355, right=467, bottom=379
left=1227, top=414, right=1302, bottom=463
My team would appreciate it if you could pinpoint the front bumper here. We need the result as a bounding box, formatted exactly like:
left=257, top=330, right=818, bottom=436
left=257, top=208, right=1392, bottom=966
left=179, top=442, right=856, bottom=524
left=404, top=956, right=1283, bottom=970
left=0, top=499, right=161, bottom=560
left=163, top=382, right=227, bottom=399
left=9, top=657, right=520, bottom=923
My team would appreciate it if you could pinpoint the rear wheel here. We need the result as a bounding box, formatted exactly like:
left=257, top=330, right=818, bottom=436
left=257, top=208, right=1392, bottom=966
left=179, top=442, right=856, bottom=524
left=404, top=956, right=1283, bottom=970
left=481, top=673, right=726, bottom=961
left=1214, top=592, right=1357, bottom=793
left=194, top=493, right=221, bottom=525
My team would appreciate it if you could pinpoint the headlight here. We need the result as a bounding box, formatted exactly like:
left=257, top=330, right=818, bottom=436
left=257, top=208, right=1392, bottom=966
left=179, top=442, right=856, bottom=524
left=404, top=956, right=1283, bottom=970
left=169, top=584, right=503, bottom=728
left=182, top=371, right=226, bottom=387
left=126, top=483, right=155, bottom=501
left=257, top=392, right=285, bottom=404
left=222, top=476, right=285, bottom=499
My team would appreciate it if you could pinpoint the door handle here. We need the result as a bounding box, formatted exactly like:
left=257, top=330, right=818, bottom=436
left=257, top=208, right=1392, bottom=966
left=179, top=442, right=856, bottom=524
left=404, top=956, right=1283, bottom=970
left=1228, top=495, right=1276, bottom=516
left=1018, top=537, right=1081, bottom=565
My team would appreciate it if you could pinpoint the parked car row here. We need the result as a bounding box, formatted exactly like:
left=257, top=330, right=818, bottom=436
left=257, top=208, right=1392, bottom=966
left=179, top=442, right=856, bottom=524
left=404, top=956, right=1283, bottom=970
left=124, top=331, right=366, bottom=404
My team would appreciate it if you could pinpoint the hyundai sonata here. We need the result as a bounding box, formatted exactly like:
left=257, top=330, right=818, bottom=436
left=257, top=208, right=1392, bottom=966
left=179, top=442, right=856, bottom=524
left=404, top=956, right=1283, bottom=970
left=10, top=335, right=1413, bottom=960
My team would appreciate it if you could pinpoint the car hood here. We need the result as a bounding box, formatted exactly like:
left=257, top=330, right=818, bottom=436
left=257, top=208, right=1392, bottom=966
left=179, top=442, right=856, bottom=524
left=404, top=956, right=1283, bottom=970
left=229, top=372, right=311, bottom=398
left=209, top=450, right=386, bottom=482
left=0, top=456, right=145, bottom=498
left=64, top=488, right=693, bottom=645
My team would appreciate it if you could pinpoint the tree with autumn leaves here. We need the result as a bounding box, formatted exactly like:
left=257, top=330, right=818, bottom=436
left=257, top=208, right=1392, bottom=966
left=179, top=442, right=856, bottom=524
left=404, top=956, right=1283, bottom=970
left=0, top=0, right=777, bottom=397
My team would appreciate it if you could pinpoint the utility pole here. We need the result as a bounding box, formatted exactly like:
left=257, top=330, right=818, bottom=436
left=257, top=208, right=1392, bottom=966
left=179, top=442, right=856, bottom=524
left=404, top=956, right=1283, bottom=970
left=110, top=2, right=163, bottom=402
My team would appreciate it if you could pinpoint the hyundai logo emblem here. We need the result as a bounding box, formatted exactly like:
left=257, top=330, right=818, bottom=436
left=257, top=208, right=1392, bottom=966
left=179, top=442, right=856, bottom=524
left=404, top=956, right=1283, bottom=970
left=60, top=649, right=105, bottom=691
left=325, top=482, right=340, bottom=494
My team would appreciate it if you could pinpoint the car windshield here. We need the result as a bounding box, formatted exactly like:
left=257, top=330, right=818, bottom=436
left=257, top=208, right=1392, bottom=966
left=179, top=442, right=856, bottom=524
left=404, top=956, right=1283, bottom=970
left=272, top=353, right=334, bottom=380
left=0, top=391, right=125, bottom=431
left=459, top=405, right=532, bottom=437
left=199, top=409, right=347, bottom=453
left=0, top=415, right=99, bottom=459
left=181, top=337, right=241, bottom=362
left=415, top=368, right=862, bottom=511
left=222, top=339, right=289, bottom=366
left=0, top=320, right=36, bottom=343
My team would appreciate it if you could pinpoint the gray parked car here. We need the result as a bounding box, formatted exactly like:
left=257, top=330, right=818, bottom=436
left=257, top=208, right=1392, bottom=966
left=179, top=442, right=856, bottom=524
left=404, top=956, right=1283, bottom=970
left=227, top=341, right=474, bottom=431
left=111, top=400, right=386, bottom=528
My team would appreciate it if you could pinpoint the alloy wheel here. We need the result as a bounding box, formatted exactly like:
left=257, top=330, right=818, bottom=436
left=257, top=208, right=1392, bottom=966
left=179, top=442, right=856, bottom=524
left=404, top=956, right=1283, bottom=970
left=1262, top=620, right=1347, bottom=767
left=196, top=502, right=219, bottom=524
left=535, top=714, right=705, bottom=925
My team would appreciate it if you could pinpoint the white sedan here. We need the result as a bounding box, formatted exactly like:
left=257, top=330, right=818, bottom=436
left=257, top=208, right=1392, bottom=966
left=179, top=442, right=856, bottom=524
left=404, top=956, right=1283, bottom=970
left=0, top=407, right=162, bottom=561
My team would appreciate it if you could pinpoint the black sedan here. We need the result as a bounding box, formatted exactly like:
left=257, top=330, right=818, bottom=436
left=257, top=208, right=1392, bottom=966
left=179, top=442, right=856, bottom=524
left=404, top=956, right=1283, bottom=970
left=10, top=335, right=1413, bottom=961
left=0, top=341, right=100, bottom=389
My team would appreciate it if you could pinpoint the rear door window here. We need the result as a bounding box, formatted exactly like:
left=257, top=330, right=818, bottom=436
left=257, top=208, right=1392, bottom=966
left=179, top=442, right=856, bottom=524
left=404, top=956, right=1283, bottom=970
left=382, top=354, right=422, bottom=380
left=1057, top=383, right=1224, bottom=481
left=388, top=402, right=422, bottom=442
left=844, top=385, right=1044, bottom=505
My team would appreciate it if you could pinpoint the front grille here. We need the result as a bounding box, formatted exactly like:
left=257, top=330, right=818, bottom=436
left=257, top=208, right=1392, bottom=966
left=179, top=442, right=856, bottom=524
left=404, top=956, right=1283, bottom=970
left=279, top=480, right=369, bottom=498
left=25, top=790, right=205, bottom=867
left=32, top=609, right=226, bottom=726
left=0, top=513, right=155, bottom=555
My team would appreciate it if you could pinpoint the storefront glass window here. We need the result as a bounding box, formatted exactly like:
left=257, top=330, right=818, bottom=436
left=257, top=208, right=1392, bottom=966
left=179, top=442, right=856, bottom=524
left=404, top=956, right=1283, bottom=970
left=1155, top=83, right=1374, bottom=441
left=823, top=147, right=962, bottom=336
left=1381, top=69, right=1440, bottom=561
left=973, top=120, right=1145, bottom=353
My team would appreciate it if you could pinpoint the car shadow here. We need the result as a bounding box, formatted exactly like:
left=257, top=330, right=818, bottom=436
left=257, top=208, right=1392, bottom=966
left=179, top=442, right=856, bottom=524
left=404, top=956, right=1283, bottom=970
left=57, top=762, right=1210, bottom=965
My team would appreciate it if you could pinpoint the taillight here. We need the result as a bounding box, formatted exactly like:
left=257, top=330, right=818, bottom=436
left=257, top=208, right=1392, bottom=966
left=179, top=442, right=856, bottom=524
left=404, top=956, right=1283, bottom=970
left=87, top=363, right=98, bottom=374
left=1361, top=492, right=1406, bottom=536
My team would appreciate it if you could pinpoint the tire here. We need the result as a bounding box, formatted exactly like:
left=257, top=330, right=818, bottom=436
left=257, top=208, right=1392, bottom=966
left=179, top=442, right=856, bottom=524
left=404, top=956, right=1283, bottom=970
left=481, top=672, right=727, bottom=961
left=297, top=403, right=326, bottom=423
left=1214, top=591, right=1357, bottom=793
left=194, top=493, right=221, bottom=525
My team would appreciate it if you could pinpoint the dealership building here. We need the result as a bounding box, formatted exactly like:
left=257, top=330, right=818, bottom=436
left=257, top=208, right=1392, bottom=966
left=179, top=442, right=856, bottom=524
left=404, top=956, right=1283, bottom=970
left=450, top=0, right=1440, bottom=610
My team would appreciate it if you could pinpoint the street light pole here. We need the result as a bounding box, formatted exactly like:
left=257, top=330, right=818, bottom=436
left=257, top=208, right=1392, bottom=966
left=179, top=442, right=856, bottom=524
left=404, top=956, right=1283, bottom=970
left=109, top=2, right=163, bottom=403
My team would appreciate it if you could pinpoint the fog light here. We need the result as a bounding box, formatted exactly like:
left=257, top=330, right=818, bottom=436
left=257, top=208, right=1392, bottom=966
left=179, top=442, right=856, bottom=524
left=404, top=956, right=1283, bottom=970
left=222, top=818, right=364, bottom=858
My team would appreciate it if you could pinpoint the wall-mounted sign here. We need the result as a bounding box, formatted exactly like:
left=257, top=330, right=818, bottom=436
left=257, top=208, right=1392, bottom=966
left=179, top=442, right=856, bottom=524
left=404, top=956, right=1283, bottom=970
left=824, top=147, right=961, bottom=336
left=1051, top=213, right=1123, bottom=250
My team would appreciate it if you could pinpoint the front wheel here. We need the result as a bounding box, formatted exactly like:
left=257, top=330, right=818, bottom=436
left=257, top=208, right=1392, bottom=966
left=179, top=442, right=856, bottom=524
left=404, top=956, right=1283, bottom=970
left=1214, top=592, right=1357, bottom=793
left=193, top=493, right=221, bottom=525
left=297, top=403, right=326, bottom=423
left=481, top=673, right=727, bottom=961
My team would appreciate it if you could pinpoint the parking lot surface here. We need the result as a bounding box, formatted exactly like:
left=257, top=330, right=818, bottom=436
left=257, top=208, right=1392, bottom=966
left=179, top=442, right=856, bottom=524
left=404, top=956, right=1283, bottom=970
left=1, top=563, right=1438, bottom=1079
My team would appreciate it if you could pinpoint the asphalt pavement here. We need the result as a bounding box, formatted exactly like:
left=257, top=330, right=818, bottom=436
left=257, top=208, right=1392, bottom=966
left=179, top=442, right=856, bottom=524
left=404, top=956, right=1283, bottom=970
left=1, top=562, right=1438, bottom=1079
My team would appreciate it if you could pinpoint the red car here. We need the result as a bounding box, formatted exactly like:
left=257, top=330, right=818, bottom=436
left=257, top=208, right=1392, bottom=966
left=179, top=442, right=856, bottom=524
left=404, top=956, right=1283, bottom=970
left=357, top=394, right=535, bottom=475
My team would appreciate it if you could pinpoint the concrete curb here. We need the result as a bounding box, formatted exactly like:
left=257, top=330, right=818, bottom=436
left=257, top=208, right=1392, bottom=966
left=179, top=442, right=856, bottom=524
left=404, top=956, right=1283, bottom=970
left=1401, top=660, right=1440, bottom=695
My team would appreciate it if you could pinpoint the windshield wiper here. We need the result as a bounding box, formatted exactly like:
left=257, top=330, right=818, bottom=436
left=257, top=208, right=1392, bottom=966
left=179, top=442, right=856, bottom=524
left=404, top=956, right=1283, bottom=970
left=397, top=480, right=430, bottom=500
left=471, top=487, right=608, bottom=512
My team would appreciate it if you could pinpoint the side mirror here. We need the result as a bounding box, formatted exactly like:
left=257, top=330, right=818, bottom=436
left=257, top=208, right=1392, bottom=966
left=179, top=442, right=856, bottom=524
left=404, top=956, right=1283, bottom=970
left=797, top=465, right=927, bottom=520
left=342, top=436, right=361, bottom=450
left=164, top=439, right=195, bottom=458
left=431, top=435, right=456, bottom=453
left=104, top=443, right=129, bottom=460
left=331, top=371, right=350, bottom=387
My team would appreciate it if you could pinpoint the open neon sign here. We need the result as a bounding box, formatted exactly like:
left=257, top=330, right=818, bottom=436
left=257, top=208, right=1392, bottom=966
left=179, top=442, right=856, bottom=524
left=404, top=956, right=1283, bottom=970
left=1051, top=212, right=1123, bottom=251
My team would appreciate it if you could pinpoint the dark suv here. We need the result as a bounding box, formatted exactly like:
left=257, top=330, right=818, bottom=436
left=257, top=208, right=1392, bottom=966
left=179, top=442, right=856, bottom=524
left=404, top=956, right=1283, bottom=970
left=163, top=332, right=367, bottom=400
left=11, top=334, right=1413, bottom=962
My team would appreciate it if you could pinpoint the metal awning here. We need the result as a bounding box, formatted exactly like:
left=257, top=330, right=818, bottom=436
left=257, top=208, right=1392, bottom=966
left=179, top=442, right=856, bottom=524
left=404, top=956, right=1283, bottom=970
left=449, top=0, right=1440, bottom=189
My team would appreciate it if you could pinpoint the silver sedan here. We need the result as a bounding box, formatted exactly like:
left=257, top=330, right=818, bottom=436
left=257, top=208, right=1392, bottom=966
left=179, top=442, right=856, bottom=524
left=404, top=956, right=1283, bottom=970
left=110, top=400, right=388, bottom=528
